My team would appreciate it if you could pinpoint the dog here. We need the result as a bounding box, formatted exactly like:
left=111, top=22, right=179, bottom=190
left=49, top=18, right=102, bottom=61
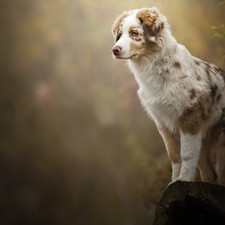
left=111, top=7, right=225, bottom=185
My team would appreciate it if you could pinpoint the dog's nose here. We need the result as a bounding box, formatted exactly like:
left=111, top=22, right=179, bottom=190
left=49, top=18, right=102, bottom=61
left=112, top=46, right=122, bottom=56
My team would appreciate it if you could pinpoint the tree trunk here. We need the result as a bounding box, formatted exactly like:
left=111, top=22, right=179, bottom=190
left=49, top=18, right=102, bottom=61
left=153, top=181, right=225, bottom=225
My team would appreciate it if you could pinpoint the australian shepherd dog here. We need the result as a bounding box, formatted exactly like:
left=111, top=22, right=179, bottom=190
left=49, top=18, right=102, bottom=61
left=112, top=7, right=225, bottom=185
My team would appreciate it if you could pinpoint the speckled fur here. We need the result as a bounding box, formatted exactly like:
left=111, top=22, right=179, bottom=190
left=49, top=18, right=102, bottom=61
left=112, top=7, right=225, bottom=185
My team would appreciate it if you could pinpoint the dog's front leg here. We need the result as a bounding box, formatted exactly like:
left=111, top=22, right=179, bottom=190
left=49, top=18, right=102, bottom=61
left=178, top=132, right=201, bottom=181
left=177, top=101, right=203, bottom=182
left=156, top=124, right=181, bottom=181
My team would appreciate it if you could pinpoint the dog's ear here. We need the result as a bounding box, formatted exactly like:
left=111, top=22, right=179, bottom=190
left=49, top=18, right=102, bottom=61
left=112, top=11, right=129, bottom=41
left=137, top=7, right=165, bottom=43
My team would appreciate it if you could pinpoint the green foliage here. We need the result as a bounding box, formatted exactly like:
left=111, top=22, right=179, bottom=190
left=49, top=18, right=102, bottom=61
left=210, top=1, right=225, bottom=60
left=210, top=24, right=225, bottom=60
left=211, top=24, right=225, bottom=41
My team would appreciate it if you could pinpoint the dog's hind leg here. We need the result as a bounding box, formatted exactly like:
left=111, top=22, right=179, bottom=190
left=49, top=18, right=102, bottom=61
left=218, top=133, right=225, bottom=186
left=198, top=138, right=217, bottom=183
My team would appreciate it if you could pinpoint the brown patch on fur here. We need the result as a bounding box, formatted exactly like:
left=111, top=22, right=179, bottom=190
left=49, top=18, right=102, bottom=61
left=129, top=27, right=142, bottom=42
left=112, top=11, right=129, bottom=37
left=136, top=8, right=164, bottom=42
left=198, top=95, right=211, bottom=121
left=211, top=85, right=218, bottom=105
left=202, top=61, right=211, bottom=68
left=189, top=88, right=196, bottom=100
left=129, top=39, right=159, bottom=58
left=142, top=23, right=157, bottom=40
left=135, top=38, right=142, bottom=42
left=128, top=11, right=161, bottom=58
left=217, top=93, right=222, bottom=103
left=173, top=61, right=181, bottom=69
left=136, top=8, right=159, bottom=25
left=202, top=63, right=221, bottom=105
left=129, top=26, right=136, bottom=33
left=178, top=101, right=203, bottom=135
left=157, top=125, right=180, bottom=163
left=197, top=76, right=202, bottom=81
left=181, top=75, right=187, bottom=79
left=203, top=62, right=213, bottom=85
left=195, top=59, right=200, bottom=65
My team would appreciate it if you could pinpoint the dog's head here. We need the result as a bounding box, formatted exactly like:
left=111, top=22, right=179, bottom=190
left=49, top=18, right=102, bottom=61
left=112, top=7, right=168, bottom=60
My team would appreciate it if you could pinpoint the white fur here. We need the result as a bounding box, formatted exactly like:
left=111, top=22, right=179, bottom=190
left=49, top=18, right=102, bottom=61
left=112, top=7, right=225, bottom=184
left=178, top=132, right=202, bottom=181
left=172, top=162, right=181, bottom=181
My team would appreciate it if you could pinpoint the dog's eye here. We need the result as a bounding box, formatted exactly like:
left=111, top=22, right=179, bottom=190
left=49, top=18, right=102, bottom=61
left=131, top=31, right=138, bottom=36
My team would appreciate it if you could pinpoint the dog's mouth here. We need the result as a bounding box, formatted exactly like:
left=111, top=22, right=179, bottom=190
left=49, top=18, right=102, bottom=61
left=114, top=54, right=137, bottom=60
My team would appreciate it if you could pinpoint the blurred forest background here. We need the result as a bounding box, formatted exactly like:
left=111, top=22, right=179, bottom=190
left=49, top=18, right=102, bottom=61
left=0, top=0, right=224, bottom=224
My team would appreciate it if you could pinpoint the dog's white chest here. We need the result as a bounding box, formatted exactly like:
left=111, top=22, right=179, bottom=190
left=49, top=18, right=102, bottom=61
left=137, top=87, right=182, bottom=132
left=128, top=54, right=198, bottom=133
